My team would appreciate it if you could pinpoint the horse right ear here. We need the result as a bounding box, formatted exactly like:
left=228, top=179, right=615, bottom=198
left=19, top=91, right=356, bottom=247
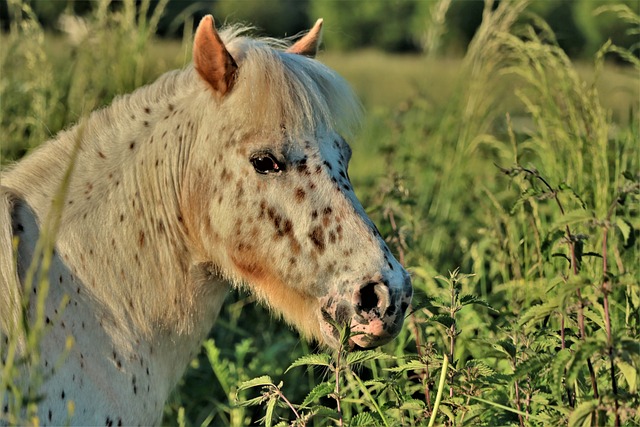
left=193, top=15, right=238, bottom=97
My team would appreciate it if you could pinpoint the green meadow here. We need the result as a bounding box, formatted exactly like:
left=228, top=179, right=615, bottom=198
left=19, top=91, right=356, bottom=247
left=1, top=0, right=638, bottom=425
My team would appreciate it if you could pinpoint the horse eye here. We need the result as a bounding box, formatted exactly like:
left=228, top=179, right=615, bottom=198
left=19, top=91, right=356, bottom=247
left=250, top=152, right=285, bottom=174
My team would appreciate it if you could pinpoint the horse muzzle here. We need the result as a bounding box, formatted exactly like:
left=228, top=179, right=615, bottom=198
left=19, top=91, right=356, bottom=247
left=320, top=274, right=413, bottom=349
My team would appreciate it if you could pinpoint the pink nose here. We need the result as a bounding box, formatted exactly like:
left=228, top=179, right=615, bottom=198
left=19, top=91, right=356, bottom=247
left=349, top=282, right=400, bottom=348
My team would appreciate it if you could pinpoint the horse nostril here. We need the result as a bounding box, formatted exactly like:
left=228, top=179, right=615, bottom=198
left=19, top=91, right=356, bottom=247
left=358, top=282, right=379, bottom=311
left=354, top=282, right=389, bottom=314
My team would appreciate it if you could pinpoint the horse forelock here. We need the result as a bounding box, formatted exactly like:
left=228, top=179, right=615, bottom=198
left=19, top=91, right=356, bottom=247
left=215, top=26, right=363, bottom=141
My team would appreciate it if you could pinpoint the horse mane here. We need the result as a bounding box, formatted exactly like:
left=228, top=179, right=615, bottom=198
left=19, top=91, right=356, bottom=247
left=213, top=25, right=363, bottom=139
left=76, top=24, right=362, bottom=158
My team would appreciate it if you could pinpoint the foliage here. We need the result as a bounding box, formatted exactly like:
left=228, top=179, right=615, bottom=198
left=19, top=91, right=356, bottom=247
left=2, top=0, right=639, bottom=56
left=1, top=0, right=639, bottom=426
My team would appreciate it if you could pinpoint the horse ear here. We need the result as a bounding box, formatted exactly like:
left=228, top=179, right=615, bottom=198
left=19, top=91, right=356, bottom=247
left=287, top=18, right=323, bottom=58
left=193, top=15, right=238, bottom=96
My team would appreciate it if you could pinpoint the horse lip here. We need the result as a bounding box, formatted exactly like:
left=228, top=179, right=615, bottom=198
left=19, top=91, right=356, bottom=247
left=353, top=313, right=366, bottom=324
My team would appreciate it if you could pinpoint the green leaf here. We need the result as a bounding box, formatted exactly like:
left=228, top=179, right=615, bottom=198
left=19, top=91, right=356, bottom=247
left=617, top=360, right=637, bottom=393
left=237, top=395, right=268, bottom=407
left=399, top=399, right=426, bottom=410
left=551, top=348, right=573, bottom=403
left=459, top=294, right=498, bottom=311
left=264, top=396, right=277, bottom=427
left=346, top=350, right=394, bottom=366
left=568, top=400, right=598, bottom=427
left=237, top=375, right=273, bottom=391
left=350, top=412, right=379, bottom=426
left=430, top=314, right=455, bottom=329
left=615, top=217, right=632, bottom=246
left=550, top=209, right=594, bottom=231
left=410, top=288, right=435, bottom=310
left=582, top=307, right=606, bottom=331
left=309, top=405, right=339, bottom=420
left=542, top=229, right=567, bottom=259
left=284, top=353, right=332, bottom=373
left=465, top=395, right=547, bottom=422
left=462, top=359, right=497, bottom=378
left=566, top=338, right=605, bottom=391
left=301, top=381, right=334, bottom=408
left=385, top=359, right=427, bottom=373
left=492, top=339, right=516, bottom=360
left=518, top=300, right=560, bottom=327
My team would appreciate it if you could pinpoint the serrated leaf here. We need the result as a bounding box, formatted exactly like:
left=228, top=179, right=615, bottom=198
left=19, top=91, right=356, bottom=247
left=285, top=353, right=332, bottom=373
left=410, top=288, right=435, bottom=310
left=439, top=403, right=455, bottom=423
left=492, top=339, right=516, bottom=359
left=568, top=399, right=598, bottom=427
left=430, top=314, right=455, bottom=328
left=462, top=359, right=497, bottom=378
left=459, top=294, right=498, bottom=311
left=309, top=405, right=340, bottom=420
left=399, top=399, right=426, bottom=410
left=566, top=338, right=605, bottom=388
left=301, top=381, right=334, bottom=408
left=237, top=395, right=268, bottom=407
left=542, top=229, right=567, bottom=258
left=430, top=296, right=452, bottom=309
left=615, top=217, right=633, bottom=246
left=363, top=378, right=387, bottom=388
left=617, top=361, right=637, bottom=393
left=264, top=396, right=277, bottom=427
left=350, top=412, right=379, bottom=426
left=385, top=359, right=427, bottom=373
left=346, top=350, right=394, bottom=366
left=550, top=209, right=594, bottom=231
left=582, top=307, right=606, bottom=331
left=551, top=348, right=573, bottom=403
left=518, top=301, right=560, bottom=327
left=237, top=375, right=273, bottom=391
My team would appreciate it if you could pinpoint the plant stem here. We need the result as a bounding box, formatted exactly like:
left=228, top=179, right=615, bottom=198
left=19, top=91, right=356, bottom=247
left=514, top=380, right=524, bottom=427
left=448, top=275, right=457, bottom=399
left=602, top=217, right=621, bottom=426
left=410, top=314, right=432, bottom=410
left=523, top=167, right=600, bottom=401
left=353, top=374, right=390, bottom=427
left=334, top=346, right=343, bottom=427
left=275, top=388, right=301, bottom=422
left=428, top=354, right=449, bottom=427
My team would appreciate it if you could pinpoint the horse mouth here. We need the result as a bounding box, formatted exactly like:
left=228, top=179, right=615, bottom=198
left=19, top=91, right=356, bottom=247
left=318, top=297, right=405, bottom=350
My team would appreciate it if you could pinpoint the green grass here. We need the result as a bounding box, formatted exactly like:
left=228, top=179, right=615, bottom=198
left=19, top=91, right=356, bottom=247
left=1, top=0, right=639, bottom=425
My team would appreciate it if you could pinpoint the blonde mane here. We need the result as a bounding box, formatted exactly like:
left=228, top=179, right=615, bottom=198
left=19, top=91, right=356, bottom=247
left=85, top=25, right=363, bottom=148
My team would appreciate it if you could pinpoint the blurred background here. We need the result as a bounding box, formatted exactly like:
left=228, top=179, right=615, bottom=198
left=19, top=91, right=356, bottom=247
left=1, top=0, right=638, bottom=56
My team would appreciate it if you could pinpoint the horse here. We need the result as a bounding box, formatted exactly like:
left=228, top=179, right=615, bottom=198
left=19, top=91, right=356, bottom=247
left=0, top=16, right=413, bottom=425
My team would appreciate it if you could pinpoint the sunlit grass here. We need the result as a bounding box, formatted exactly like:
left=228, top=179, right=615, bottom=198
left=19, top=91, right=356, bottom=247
left=1, top=0, right=638, bottom=425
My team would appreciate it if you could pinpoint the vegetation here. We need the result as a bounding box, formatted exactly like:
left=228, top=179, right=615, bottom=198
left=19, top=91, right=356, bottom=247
left=2, top=0, right=639, bottom=56
left=1, top=0, right=638, bottom=425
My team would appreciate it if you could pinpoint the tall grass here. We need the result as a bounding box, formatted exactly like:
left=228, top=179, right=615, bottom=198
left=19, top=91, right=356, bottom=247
left=0, top=0, right=177, bottom=163
left=1, top=0, right=638, bottom=425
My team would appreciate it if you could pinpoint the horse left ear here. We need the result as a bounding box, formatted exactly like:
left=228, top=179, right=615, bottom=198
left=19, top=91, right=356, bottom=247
left=287, top=18, right=323, bottom=58
left=193, top=15, right=238, bottom=96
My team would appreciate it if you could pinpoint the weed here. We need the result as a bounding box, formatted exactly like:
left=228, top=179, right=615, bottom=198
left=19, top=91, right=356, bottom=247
left=1, top=0, right=638, bottom=425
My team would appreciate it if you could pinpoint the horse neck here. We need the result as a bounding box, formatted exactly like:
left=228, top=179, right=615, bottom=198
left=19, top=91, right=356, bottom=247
left=3, top=74, right=230, bottom=389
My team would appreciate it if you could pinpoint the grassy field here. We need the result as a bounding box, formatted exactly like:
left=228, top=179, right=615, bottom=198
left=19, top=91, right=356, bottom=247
left=1, top=0, right=639, bottom=426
